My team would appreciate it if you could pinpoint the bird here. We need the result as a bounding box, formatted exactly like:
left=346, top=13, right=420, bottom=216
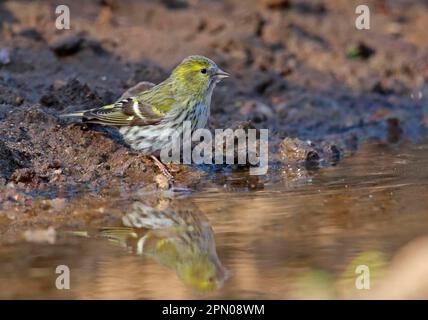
left=77, top=201, right=228, bottom=293
left=61, top=55, right=229, bottom=180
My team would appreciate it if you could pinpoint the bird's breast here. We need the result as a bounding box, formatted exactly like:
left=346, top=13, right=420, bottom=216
left=190, top=101, right=210, bottom=130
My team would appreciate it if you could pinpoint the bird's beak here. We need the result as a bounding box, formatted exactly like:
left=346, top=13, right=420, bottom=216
left=214, top=69, right=230, bottom=80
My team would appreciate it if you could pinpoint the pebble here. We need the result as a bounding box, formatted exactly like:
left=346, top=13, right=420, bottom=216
left=49, top=35, right=84, bottom=57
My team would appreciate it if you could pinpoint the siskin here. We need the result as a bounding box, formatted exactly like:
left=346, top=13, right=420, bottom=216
left=62, top=56, right=229, bottom=178
left=97, top=201, right=228, bottom=293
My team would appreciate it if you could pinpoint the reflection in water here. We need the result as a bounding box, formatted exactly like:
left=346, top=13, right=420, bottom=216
left=1, top=142, right=428, bottom=298
left=79, top=201, right=228, bottom=294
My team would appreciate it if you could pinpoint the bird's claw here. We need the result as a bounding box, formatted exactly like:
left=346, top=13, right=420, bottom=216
left=150, top=156, right=175, bottom=184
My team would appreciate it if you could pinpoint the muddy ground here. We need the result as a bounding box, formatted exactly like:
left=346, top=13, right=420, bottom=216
left=1, top=0, right=428, bottom=237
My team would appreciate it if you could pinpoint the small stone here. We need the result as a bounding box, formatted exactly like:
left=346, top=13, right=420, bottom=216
left=278, top=137, right=317, bottom=162
left=320, top=142, right=341, bottom=164
left=50, top=35, right=84, bottom=57
left=15, top=96, right=23, bottom=105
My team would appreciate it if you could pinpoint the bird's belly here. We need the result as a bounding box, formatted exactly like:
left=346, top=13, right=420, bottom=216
left=119, top=102, right=210, bottom=155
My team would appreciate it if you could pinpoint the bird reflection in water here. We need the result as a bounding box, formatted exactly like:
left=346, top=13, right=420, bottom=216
left=80, top=200, right=228, bottom=294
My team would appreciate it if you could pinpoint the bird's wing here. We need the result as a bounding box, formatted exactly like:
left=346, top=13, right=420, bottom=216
left=117, top=81, right=155, bottom=101
left=80, top=96, right=165, bottom=126
left=98, top=226, right=139, bottom=245
left=122, top=202, right=212, bottom=248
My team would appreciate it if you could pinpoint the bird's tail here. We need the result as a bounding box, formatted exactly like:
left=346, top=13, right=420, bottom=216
left=59, top=111, right=85, bottom=118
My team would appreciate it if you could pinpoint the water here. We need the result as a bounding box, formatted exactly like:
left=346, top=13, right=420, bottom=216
left=1, top=141, right=428, bottom=299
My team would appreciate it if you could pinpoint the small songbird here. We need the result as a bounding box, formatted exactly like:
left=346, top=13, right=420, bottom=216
left=61, top=56, right=229, bottom=179
left=95, top=201, right=228, bottom=293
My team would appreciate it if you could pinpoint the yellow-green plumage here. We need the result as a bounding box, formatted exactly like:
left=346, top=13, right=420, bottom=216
left=61, top=55, right=229, bottom=155
left=93, top=202, right=228, bottom=293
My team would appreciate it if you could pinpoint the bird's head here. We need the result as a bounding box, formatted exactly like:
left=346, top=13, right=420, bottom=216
left=177, top=253, right=228, bottom=293
left=171, top=55, right=229, bottom=99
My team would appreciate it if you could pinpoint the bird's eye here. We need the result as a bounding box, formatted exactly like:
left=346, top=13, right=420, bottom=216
left=200, top=68, right=207, bottom=74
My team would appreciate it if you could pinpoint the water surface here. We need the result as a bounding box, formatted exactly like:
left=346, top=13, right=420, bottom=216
left=1, top=141, right=428, bottom=299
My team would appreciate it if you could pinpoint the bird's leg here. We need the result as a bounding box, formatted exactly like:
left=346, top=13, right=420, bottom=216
left=150, top=155, right=175, bottom=182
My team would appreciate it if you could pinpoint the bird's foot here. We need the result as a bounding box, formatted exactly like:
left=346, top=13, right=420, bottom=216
left=150, top=156, right=175, bottom=183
